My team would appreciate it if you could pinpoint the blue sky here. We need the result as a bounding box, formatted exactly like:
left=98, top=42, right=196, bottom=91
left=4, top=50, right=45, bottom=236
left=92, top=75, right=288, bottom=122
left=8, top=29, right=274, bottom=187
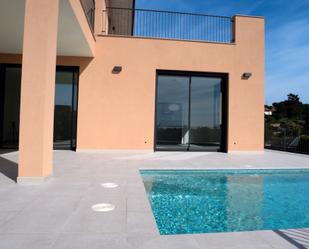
left=136, top=0, right=309, bottom=104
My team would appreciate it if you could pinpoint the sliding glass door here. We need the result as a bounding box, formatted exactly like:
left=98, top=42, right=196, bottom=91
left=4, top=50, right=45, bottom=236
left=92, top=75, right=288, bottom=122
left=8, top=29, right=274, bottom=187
left=0, top=65, right=21, bottom=149
left=190, top=76, right=223, bottom=151
left=0, top=65, right=78, bottom=150
left=155, top=72, right=227, bottom=152
left=53, top=67, right=79, bottom=150
left=156, top=75, right=190, bottom=151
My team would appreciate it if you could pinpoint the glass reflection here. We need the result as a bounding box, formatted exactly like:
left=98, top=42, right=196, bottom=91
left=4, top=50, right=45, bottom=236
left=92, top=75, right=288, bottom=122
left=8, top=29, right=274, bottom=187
left=190, top=77, right=222, bottom=151
left=156, top=74, right=224, bottom=151
left=0, top=66, right=78, bottom=150
left=156, top=75, right=190, bottom=150
left=0, top=67, right=21, bottom=149
left=53, top=70, right=78, bottom=150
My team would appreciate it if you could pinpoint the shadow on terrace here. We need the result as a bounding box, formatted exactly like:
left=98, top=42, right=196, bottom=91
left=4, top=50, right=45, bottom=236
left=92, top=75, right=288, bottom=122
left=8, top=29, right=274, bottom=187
left=0, top=150, right=18, bottom=183
left=274, top=229, right=309, bottom=249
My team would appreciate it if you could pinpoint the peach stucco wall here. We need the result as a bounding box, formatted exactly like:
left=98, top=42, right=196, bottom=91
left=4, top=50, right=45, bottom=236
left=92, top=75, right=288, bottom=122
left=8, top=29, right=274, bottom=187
left=74, top=15, right=264, bottom=152
left=0, top=16, right=264, bottom=153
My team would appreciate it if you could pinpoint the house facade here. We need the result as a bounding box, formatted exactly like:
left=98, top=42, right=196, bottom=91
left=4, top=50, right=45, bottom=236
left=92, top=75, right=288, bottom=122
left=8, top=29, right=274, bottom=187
left=0, top=0, right=264, bottom=182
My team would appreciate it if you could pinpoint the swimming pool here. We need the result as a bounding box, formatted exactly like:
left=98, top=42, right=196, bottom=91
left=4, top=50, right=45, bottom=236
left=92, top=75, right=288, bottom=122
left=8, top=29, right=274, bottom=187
left=140, top=169, right=309, bottom=235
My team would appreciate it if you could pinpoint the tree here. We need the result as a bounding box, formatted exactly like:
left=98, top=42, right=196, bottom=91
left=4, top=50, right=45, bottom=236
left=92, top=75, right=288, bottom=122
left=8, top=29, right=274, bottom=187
left=272, top=93, right=303, bottom=120
left=287, top=93, right=300, bottom=103
left=303, top=104, right=309, bottom=126
left=265, top=94, right=309, bottom=153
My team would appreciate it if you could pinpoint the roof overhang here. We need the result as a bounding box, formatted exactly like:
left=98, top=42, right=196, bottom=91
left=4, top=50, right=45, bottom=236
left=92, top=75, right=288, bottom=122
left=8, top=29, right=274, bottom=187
left=0, top=0, right=95, bottom=57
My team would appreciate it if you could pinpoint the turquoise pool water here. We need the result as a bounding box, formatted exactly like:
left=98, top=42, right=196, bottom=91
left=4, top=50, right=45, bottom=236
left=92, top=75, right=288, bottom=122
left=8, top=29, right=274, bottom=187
left=140, top=169, right=309, bottom=235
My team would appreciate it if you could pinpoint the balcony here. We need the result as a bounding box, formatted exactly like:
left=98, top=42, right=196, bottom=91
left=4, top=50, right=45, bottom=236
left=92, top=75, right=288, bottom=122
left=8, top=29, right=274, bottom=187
left=80, top=0, right=95, bottom=32
left=102, top=7, right=234, bottom=44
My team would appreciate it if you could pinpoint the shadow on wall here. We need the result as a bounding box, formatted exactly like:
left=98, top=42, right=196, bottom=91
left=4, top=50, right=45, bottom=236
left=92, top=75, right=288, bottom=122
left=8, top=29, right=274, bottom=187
left=0, top=151, right=18, bottom=182
left=274, top=229, right=309, bottom=249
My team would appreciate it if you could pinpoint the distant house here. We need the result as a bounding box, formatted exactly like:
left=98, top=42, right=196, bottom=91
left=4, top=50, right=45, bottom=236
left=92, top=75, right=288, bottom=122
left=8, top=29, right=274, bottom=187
left=265, top=106, right=276, bottom=116
left=270, top=123, right=281, bottom=128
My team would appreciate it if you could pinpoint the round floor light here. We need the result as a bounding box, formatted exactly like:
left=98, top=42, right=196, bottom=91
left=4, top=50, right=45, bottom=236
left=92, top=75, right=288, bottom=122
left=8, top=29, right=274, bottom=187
left=101, top=182, right=118, bottom=188
left=91, top=203, right=115, bottom=212
left=245, top=165, right=254, bottom=168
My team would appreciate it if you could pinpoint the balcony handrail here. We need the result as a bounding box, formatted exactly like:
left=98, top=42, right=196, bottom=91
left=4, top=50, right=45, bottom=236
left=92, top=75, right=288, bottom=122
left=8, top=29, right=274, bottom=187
left=80, top=0, right=95, bottom=32
left=102, top=7, right=234, bottom=43
left=105, top=7, right=233, bottom=20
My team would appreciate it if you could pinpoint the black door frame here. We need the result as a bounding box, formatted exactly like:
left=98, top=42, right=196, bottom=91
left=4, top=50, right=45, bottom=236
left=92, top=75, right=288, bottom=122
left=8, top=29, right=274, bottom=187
left=54, top=66, right=79, bottom=151
left=154, top=70, right=228, bottom=152
left=0, top=64, right=79, bottom=151
left=0, top=64, right=22, bottom=149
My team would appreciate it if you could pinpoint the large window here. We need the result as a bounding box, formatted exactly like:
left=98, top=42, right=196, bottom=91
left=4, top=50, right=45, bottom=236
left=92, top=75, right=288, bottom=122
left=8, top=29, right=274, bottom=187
left=0, top=65, right=21, bottom=149
left=0, top=65, right=79, bottom=150
left=53, top=67, right=79, bottom=150
left=155, top=71, right=227, bottom=152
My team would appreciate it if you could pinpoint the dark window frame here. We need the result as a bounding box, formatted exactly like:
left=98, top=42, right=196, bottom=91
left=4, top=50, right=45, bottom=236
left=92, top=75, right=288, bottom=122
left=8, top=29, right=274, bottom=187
left=0, top=64, right=79, bottom=151
left=154, top=70, right=229, bottom=152
left=0, top=64, right=22, bottom=149
left=54, top=66, right=80, bottom=151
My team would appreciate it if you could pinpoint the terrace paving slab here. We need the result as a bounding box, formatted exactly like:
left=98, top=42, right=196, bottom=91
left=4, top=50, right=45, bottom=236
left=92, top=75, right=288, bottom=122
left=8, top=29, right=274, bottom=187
left=0, top=150, right=308, bottom=249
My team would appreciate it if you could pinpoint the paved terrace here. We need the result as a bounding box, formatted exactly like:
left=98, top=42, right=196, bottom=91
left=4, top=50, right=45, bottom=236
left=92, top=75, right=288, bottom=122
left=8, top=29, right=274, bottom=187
left=0, top=150, right=309, bottom=249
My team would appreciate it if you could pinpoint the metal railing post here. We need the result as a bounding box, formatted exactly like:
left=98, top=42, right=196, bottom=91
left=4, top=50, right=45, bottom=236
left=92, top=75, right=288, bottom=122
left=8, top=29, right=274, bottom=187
left=80, top=0, right=95, bottom=32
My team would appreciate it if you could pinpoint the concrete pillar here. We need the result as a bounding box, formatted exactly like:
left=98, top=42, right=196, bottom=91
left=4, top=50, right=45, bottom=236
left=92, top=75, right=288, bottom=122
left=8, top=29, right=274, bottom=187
left=18, top=0, right=59, bottom=183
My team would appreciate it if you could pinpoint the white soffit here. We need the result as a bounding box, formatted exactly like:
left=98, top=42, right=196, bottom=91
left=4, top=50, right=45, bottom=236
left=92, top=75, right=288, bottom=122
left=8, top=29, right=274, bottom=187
left=0, top=0, right=94, bottom=57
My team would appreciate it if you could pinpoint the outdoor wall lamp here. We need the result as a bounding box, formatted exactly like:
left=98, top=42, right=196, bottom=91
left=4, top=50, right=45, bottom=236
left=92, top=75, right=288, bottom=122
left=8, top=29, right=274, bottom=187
left=242, top=72, right=252, bottom=80
left=112, top=66, right=122, bottom=74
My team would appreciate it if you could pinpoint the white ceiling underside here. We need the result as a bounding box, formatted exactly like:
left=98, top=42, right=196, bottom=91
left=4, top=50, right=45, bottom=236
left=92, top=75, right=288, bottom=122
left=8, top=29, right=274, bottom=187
left=0, top=0, right=25, bottom=54
left=0, top=0, right=93, bottom=57
left=58, top=0, right=93, bottom=57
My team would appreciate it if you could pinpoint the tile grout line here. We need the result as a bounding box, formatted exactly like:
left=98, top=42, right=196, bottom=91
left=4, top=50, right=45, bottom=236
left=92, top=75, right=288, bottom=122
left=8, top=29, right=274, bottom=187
left=48, top=182, right=93, bottom=249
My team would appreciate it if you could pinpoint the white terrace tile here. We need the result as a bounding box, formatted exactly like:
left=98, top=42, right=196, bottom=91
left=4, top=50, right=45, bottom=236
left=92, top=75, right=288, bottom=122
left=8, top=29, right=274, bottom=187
left=0, top=234, right=56, bottom=249
left=0, top=149, right=309, bottom=249
left=51, top=234, right=127, bottom=249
